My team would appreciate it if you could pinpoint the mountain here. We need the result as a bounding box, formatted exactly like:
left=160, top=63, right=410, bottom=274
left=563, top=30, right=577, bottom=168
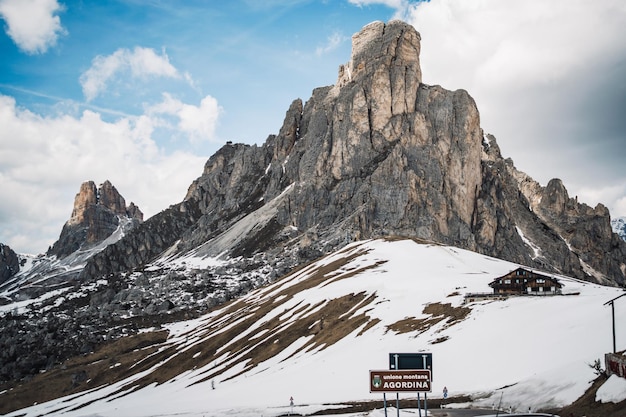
left=2, top=19, right=626, bottom=415
left=0, top=180, right=142, bottom=300
left=48, top=179, right=143, bottom=259
left=2, top=239, right=625, bottom=416
left=612, top=216, right=626, bottom=241
left=0, top=180, right=142, bottom=383
left=79, top=20, right=626, bottom=289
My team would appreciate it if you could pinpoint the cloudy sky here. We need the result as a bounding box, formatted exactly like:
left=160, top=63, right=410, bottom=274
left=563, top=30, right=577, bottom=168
left=1, top=0, right=625, bottom=255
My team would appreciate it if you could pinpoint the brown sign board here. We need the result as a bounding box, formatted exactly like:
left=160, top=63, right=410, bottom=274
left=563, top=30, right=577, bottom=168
left=370, top=370, right=431, bottom=393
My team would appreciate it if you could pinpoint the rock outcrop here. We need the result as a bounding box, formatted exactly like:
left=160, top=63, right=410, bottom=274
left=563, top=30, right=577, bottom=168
left=524, top=176, right=626, bottom=284
left=0, top=244, right=19, bottom=285
left=81, top=20, right=625, bottom=287
left=48, top=180, right=143, bottom=259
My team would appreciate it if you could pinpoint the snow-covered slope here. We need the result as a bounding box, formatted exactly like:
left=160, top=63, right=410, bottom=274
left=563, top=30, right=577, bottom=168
left=6, top=239, right=626, bottom=417
left=0, top=217, right=135, bottom=302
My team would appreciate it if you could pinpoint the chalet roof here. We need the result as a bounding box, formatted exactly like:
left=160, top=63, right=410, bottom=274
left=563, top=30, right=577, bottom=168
left=489, top=267, right=563, bottom=288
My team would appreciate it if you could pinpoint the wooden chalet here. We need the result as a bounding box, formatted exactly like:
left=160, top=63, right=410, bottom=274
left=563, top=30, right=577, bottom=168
left=489, top=267, right=562, bottom=296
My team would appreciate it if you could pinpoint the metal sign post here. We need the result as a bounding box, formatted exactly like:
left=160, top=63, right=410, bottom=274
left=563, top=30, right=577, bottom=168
left=422, top=355, right=428, bottom=416
left=383, top=393, right=388, bottom=417
left=391, top=354, right=399, bottom=417
left=417, top=392, right=421, bottom=417
left=396, top=392, right=399, bottom=417
left=393, top=355, right=399, bottom=417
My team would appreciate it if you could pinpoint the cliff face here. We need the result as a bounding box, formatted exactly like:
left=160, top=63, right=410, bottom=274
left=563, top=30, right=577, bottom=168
left=0, top=244, right=20, bottom=285
left=83, top=20, right=625, bottom=286
left=48, top=180, right=143, bottom=259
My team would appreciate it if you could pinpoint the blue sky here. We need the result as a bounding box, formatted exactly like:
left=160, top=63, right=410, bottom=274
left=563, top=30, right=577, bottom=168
left=1, top=1, right=394, bottom=147
left=1, top=0, right=626, bottom=254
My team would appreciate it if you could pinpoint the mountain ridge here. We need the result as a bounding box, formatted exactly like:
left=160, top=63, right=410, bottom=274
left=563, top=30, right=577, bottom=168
left=1, top=20, right=626, bottom=415
left=79, top=20, right=626, bottom=288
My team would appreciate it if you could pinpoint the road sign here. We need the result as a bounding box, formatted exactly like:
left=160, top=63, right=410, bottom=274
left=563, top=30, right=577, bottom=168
left=370, top=369, right=432, bottom=393
left=389, top=353, right=432, bottom=380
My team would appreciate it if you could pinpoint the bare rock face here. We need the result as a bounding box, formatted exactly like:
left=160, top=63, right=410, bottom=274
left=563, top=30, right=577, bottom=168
left=83, top=20, right=626, bottom=287
left=527, top=178, right=625, bottom=284
left=175, top=20, right=482, bottom=255
left=48, top=181, right=143, bottom=259
left=0, top=244, right=19, bottom=285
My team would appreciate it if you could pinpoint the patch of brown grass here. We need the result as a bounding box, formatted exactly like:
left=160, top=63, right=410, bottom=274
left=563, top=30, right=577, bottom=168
left=386, top=302, right=471, bottom=337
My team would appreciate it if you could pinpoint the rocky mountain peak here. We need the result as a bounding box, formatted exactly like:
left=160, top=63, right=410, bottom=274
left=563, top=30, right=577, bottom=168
left=48, top=180, right=143, bottom=259
left=541, top=178, right=571, bottom=216
left=337, top=20, right=421, bottom=89
left=81, top=20, right=626, bottom=288
left=68, top=180, right=137, bottom=226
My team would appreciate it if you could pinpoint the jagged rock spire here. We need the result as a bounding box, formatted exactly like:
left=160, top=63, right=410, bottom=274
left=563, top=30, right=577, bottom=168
left=48, top=180, right=143, bottom=259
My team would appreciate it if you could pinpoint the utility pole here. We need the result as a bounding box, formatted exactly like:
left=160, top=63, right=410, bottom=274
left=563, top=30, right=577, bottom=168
left=604, top=293, right=626, bottom=353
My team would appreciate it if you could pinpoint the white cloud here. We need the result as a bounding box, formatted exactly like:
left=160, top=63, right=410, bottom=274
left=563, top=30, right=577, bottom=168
left=348, top=0, right=407, bottom=9
left=147, top=93, right=222, bottom=143
left=575, top=183, right=626, bottom=218
left=390, top=0, right=626, bottom=217
left=80, top=47, right=182, bottom=101
left=402, top=0, right=626, bottom=92
left=127, top=47, right=179, bottom=78
left=315, top=31, right=347, bottom=57
left=0, top=0, right=66, bottom=54
left=0, top=94, right=207, bottom=254
left=614, top=197, right=626, bottom=219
